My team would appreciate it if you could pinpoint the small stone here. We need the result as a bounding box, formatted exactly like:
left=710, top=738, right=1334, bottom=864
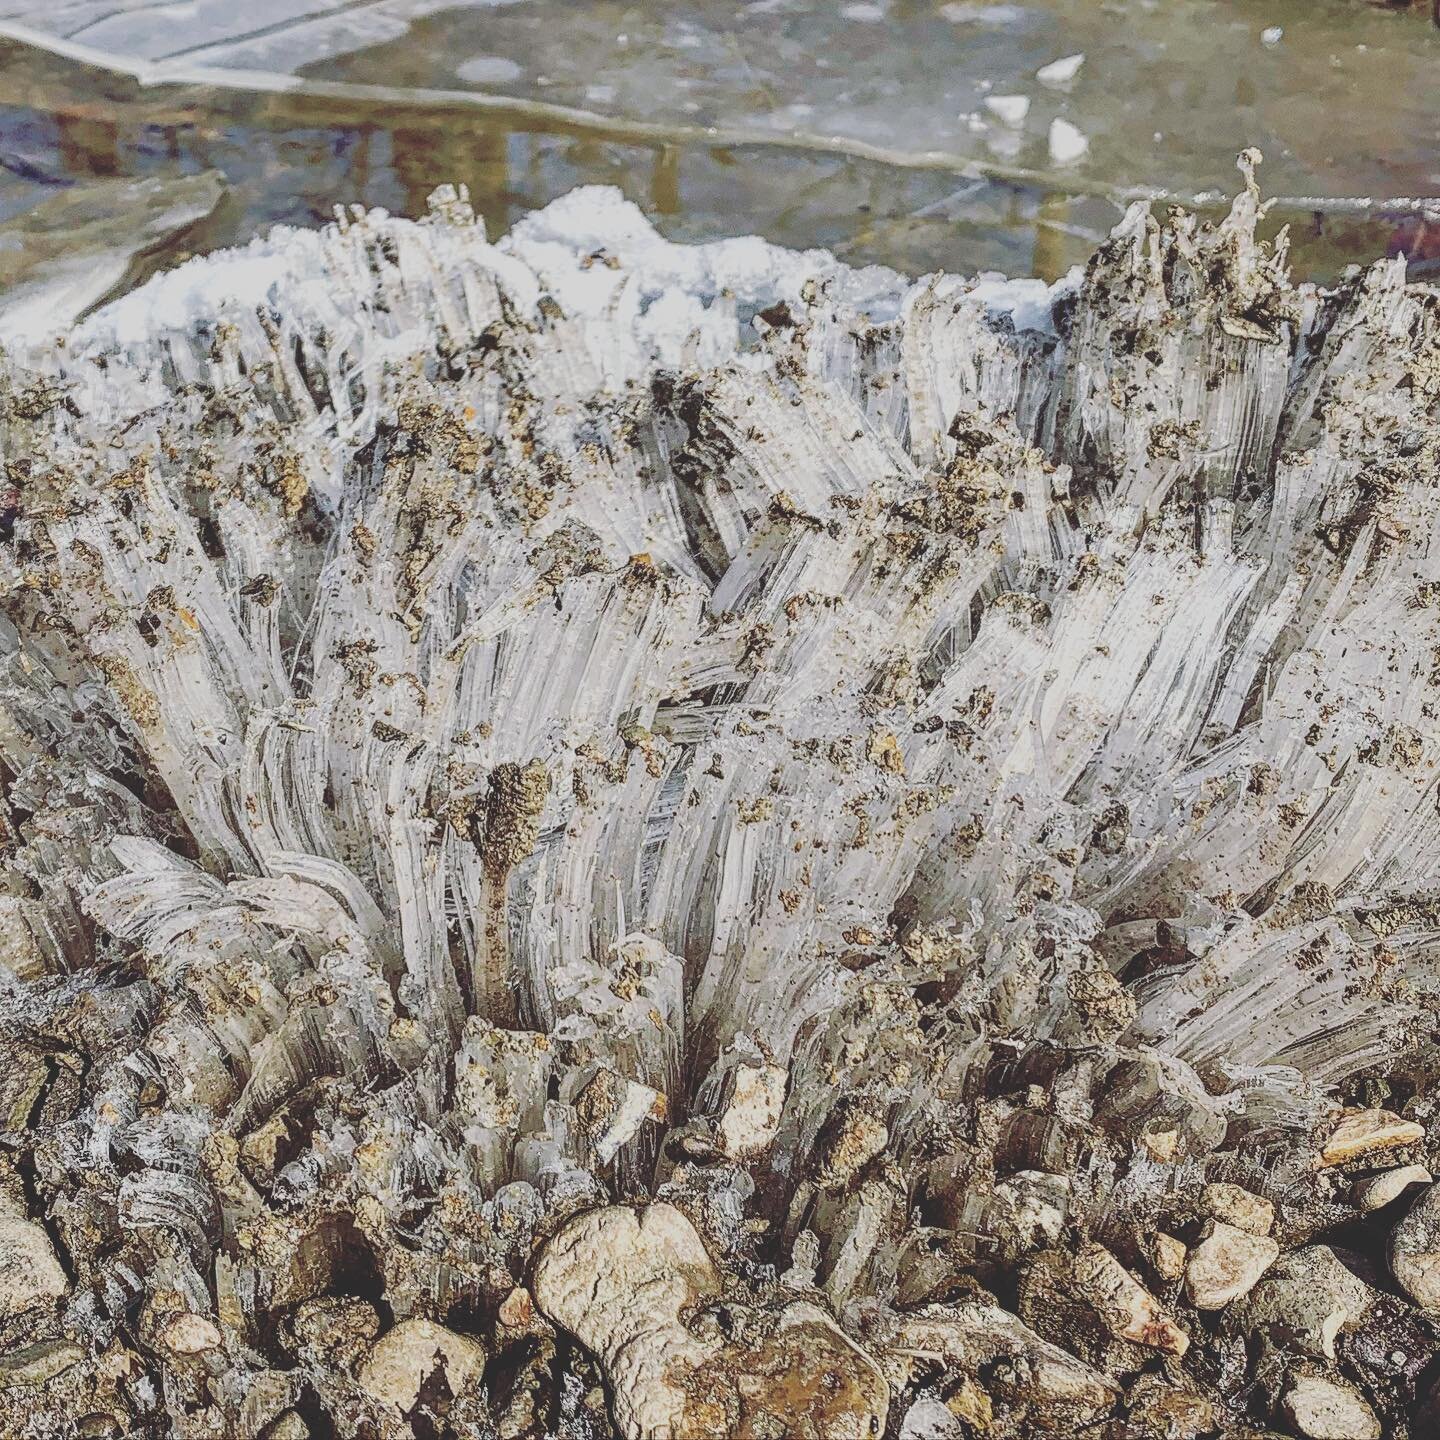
left=1151, top=1232, right=1188, bottom=1284
left=356, top=1319, right=486, bottom=1417
left=534, top=1203, right=888, bottom=1440
left=160, top=1313, right=223, bottom=1355
left=1319, top=1109, right=1424, bottom=1168
left=867, top=728, right=905, bottom=774
left=76, top=1415, right=124, bottom=1439
left=889, top=1304, right=1118, bottom=1427
left=1354, top=1164, right=1431, bottom=1213
left=496, top=1286, right=534, bottom=1330
left=1139, top=1129, right=1180, bottom=1163
left=1071, top=1243, right=1188, bottom=1355
left=898, top=1396, right=964, bottom=1438
left=1184, top=1222, right=1279, bottom=1309
left=717, top=1062, right=788, bottom=1160
left=1281, top=1370, right=1381, bottom=1440
left=532, top=1202, right=721, bottom=1426
left=1390, top=1182, right=1440, bottom=1309
left=1124, top=1375, right=1215, bottom=1440
left=267, top=1413, right=310, bottom=1440
left=0, top=1340, right=84, bottom=1389
left=0, top=897, right=46, bottom=981
left=284, top=1296, right=381, bottom=1369
left=992, top=1170, right=1069, bottom=1251
left=0, top=1202, right=68, bottom=1322
left=1201, top=1182, right=1274, bottom=1236
left=1067, top=967, right=1137, bottom=1038
left=720, top=1302, right=891, bottom=1440
left=1230, top=1246, right=1373, bottom=1359
left=945, top=1379, right=992, bottom=1430
left=813, top=1107, right=888, bottom=1191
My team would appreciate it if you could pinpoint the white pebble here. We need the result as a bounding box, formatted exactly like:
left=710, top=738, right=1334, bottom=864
left=0, top=1203, right=68, bottom=1322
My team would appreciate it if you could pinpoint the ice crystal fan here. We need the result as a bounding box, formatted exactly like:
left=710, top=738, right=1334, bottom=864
left=2, top=159, right=1440, bottom=1439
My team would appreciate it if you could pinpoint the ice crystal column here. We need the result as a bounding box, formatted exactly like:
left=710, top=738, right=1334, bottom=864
left=1, top=158, right=1440, bottom=1438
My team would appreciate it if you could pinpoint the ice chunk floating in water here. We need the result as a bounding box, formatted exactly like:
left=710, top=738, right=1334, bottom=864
left=0, top=172, right=226, bottom=340
left=2, top=161, right=1440, bottom=1435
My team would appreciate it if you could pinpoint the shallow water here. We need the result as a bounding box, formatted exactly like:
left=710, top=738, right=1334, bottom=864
left=0, top=0, right=1435, bottom=302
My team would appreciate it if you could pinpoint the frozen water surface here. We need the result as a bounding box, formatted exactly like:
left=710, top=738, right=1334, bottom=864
left=0, top=0, right=1436, bottom=208
left=0, top=2, right=1433, bottom=322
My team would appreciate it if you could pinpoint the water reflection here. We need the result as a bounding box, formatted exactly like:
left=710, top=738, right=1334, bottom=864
left=55, top=109, right=120, bottom=177
left=0, top=35, right=1433, bottom=306
left=6, top=0, right=1437, bottom=211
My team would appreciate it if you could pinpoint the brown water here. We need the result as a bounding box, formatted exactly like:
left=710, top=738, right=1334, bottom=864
left=0, top=10, right=1434, bottom=300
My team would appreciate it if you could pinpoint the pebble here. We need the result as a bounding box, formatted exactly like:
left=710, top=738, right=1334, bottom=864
left=1151, top=1232, right=1187, bottom=1283
left=717, top=1061, right=788, bottom=1159
left=994, top=1169, right=1069, bottom=1250
left=944, top=1379, right=991, bottom=1431
left=0, top=1203, right=68, bottom=1323
left=496, top=1286, right=534, bottom=1330
left=356, top=1319, right=486, bottom=1417
left=1354, top=1164, right=1431, bottom=1212
left=1139, top=1129, right=1180, bottom=1163
left=724, top=1302, right=892, bottom=1440
left=1200, top=1181, right=1274, bottom=1236
left=1123, top=1375, right=1215, bottom=1440
left=534, top=1201, right=722, bottom=1439
left=76, top=1414, right=124, bottom=1438
left=533, top=1203, right=888, bottom=1439
left=1319, top=1109, right=1424, bottom=1168
left=1184, top=1222, right=1279, bottom=1309
left=898, top=1396, right=965, bottom=1438
left=1230, top=1246, right=1373, bottom=1359
left=1389, top=1182, right=1440, bottom=1309
left=159, top=1313, right=223, bottom=1355
left=889, top=1303, right=1118, bottom=1428
left=0, top=1340, right=84, bottom=1390
left=284, top=1296, right=380, bottom=1368
left=573, top=1068, right=665, bottom=1165
left=1281, top=1370, right=1381, bottom=1440
left=1071, top=1243, right=1188, bottom=1354
left=813, top=1109, right=888, bottom=1191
